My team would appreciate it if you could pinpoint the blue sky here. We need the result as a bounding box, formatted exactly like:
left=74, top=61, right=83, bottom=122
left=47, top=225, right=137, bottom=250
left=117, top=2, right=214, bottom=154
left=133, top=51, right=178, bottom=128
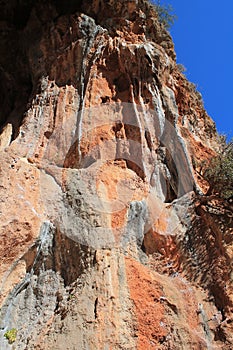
left=153, top=0, right=233, bottom=139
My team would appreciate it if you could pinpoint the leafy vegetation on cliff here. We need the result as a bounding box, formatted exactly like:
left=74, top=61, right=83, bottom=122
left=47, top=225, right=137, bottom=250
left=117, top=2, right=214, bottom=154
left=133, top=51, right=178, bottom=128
left=151, top=0, right=177, bottom=29
left=200, top=136, right=233, bottom=200
left=4, top=328, right=17, bottom=344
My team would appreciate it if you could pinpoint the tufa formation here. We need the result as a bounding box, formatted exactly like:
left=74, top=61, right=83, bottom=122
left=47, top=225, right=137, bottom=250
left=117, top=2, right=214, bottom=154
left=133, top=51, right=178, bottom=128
left=0, top=0, right=232, bottom=349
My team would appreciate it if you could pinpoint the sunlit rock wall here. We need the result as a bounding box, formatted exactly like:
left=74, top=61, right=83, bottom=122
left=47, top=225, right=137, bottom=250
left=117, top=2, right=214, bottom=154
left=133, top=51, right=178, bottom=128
left=0, top=1, right=232, bottom=349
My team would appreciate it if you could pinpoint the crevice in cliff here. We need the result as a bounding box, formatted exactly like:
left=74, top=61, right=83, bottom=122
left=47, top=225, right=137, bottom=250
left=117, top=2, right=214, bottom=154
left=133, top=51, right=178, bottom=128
left=94, top=297, right=98, bottom=319
left=163, top=148, right=178, bottom=202
left=156, top=144, right=178, bottom=202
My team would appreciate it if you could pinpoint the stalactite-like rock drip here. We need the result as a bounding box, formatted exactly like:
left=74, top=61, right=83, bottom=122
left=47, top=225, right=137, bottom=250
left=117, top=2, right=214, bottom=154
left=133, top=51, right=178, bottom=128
left=0, top=1, right=232, bottom=349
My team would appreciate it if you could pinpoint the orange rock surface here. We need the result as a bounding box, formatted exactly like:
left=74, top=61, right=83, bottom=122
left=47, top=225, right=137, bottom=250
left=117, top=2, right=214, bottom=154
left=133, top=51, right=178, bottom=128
left=0, top=1, right=232, bottom=349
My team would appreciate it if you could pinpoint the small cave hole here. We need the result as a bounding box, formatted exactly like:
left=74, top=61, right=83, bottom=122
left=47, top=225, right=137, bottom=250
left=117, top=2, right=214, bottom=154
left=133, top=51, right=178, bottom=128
left=112, top=120, right=123, bottom=134
left=94, top=298, right=98, bottom=319
left=101, top=96, right=110, bottom=104
left=113, top=75, right=130, bottom=93
left=44, top=131, right=53, bottom=139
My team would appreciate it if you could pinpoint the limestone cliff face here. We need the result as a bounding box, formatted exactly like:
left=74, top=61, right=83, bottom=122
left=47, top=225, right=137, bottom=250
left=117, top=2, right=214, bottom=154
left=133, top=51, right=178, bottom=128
left=0, top=1, right=232, bottom=349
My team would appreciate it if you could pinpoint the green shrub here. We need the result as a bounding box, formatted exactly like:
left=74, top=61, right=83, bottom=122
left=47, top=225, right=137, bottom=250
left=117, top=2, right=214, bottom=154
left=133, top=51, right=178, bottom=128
left=177, top=63, right=186, bottom=74
left=4, top=328, right=17, bottom=344
left=189, top=81, right=203, bottom=102
left=200, top=136, right=233, bottom=199
left=151, top=0, right=177, bottom=30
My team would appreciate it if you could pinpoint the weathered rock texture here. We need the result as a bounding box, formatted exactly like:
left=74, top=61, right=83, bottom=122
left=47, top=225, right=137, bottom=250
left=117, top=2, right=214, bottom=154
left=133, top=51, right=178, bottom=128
left=0, top=1, right=232, bottom=349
